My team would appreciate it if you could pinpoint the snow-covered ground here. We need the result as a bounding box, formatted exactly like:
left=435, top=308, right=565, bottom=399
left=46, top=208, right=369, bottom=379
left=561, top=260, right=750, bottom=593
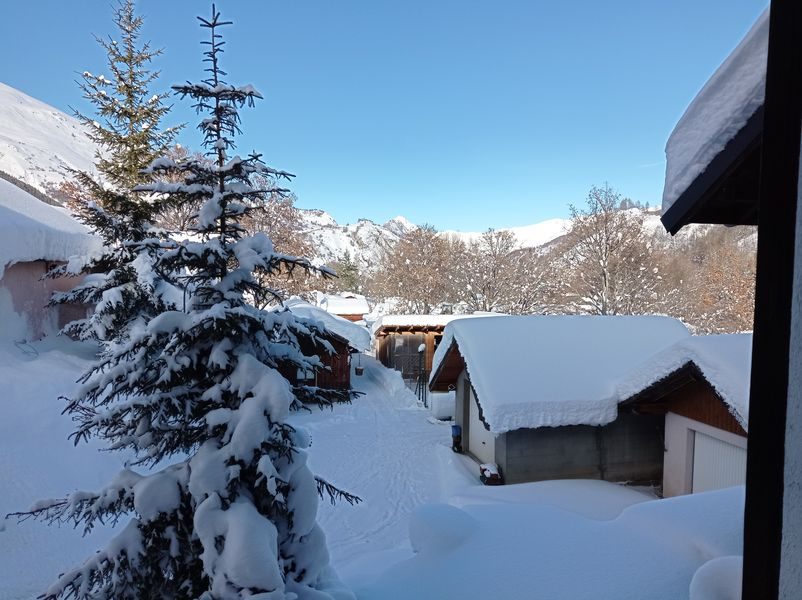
left=0, top=337, right=744, bottom=600
left=0, top=338, right=125, bottom=600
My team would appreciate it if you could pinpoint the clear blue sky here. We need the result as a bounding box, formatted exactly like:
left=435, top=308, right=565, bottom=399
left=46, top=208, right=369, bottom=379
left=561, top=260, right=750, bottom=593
left=1, top=1, right=767, bottom=231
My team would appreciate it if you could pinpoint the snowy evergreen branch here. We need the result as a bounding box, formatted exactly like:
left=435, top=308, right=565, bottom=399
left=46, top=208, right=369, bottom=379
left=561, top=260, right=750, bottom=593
left=315, top=477, right=362, bottom=507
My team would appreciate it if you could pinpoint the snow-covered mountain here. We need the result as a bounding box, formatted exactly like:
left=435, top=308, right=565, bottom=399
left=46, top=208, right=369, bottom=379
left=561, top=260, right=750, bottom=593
left=299, top=209, right=572, bottom=268
left=442, top=218, right=570, bottom=249
left=299, top=210, right=417, bottom=268
left=0, top=82, right=96, bottom=194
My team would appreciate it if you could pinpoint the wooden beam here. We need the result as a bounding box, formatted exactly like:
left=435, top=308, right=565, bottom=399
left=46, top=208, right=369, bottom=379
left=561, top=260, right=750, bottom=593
left=742, top=1, right=802, bottom=597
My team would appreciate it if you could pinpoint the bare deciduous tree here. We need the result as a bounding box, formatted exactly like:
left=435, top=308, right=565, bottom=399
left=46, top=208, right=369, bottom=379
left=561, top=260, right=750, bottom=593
left=559, top=184, right=662, bottom=315
left=370, top=224, right=454, bottom=313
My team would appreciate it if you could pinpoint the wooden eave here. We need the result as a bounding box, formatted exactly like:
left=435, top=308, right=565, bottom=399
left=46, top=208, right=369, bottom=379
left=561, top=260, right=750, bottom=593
left=428, top=340, right=465, bottom=392
left=374, top=324, right=448, bottom=336
left=620, top=361, right=746, bottom=435
left=661, top=105, right=763, bottom=235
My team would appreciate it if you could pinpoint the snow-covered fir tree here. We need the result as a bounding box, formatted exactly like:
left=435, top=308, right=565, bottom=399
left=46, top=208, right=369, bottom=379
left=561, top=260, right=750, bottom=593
left=50, top=0, right=181, bottom=343
left=17, top=6, right=358, bottom=599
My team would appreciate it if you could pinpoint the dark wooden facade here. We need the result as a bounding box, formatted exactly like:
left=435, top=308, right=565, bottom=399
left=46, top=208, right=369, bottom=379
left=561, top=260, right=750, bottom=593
left=285, top=333, right=353, bottom=391
left=317, top=336, right=352, bottom=390
left=374, top=324, right=445, bottom=383
left=625, top=366, right=746, bottom=437
left=337, top=313, right=366, bottom=323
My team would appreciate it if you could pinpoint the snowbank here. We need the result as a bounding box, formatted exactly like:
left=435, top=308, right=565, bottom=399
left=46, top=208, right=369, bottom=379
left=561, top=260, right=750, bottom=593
left=431, top=315, right=689, bottom=432
left=0, top=177, right=100, bottom=278
left=616, top=333, right=752, bottom=429
left=0, top=339, right=125, bottom=600
left=449, top=479, right=654, bottom=521
left=662, top=9, right=768, bottom=213
left=359, top=486, right=744, bottom=600
left=689, top=556, right=743, bottom=600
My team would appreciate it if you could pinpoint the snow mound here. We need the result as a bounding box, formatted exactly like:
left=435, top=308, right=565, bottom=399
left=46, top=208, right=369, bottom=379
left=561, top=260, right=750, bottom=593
left=689, top=556, right=743, bottom=600
left=360, top=486, right=744, bottom=600
left=409, top=504, right=477, bottom=554
left=449, top=479, right=653, bottom=521
left=662, top=9, right=768, bottom=213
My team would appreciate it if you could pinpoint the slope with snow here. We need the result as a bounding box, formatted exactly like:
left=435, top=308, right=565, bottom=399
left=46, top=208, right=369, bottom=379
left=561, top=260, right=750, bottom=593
left=0, top=82, right=96, bottom=194
left=441, top=217, right=570, bottom=249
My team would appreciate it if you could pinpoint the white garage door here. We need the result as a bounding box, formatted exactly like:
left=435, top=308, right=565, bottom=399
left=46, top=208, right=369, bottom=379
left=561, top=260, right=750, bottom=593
left=468, top=388, right=495, bottom=465
left=692, top=431, right=747, bottom=493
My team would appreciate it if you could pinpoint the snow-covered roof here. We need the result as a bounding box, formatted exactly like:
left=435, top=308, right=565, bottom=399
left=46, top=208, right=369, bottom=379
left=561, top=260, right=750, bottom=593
left=315, top=291, right=370, bottom=316
left=371, top=313, right=498, bottom=336
left=430, top=315, right=690, bottom=433
left=616, top=333, right=752, bottom=430
left=286, top=298, right=371, bottom=352
left=662, top=9, right=768, bottom=214
left=0, top=178, right=100, bottom=278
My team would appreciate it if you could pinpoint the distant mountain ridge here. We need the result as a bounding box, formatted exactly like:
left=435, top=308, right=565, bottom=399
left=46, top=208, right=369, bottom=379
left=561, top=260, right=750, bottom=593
left=298, top=209, right=573, bottom=269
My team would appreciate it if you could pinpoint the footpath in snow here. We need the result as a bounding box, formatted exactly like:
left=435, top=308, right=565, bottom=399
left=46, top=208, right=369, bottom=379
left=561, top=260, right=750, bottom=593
left=290, top=355, right=472, bottom=582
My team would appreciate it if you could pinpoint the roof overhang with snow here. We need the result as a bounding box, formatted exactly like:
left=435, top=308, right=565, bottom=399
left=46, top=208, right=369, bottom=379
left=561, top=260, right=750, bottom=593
left=371, top=313, right=498, bottom=337
left=285, top=298, right=372, bottom=352
left=616, top=334, right=753, bottom=431
left=429, top=315, right=691, bottom=433
left=0, top=178, right=100, bottom=278
left=661, top=9, right=768, bottom=235
left=316, top=292, right=370, bottom=317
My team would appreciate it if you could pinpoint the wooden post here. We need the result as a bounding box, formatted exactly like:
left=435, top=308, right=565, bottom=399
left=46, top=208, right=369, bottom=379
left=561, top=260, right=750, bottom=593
left=743, top=1, right=802, bottom=597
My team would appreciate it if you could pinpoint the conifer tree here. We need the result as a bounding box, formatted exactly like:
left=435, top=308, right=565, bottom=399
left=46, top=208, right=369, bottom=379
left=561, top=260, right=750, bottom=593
left=51, top=0, right=181, bottom=343
left=15, top=6, right=357, bottom=599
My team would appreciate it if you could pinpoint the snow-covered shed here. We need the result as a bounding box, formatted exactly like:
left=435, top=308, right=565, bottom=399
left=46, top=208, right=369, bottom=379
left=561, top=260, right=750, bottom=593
left=429, top=315, right=690, bottom=485
left=372, top=314, right=465, bottom=385
left=617, top=334, right=751, bottom=497
left=285, top=299, right=370, bottom=391
left=315, top=291, right=370, bottom=322
left=0, top=177, right=99, bottom=340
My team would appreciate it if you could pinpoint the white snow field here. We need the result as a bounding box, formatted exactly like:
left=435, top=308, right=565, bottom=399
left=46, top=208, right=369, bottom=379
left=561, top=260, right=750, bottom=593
left=1, top=334, right=744, bottom=600
left=0, top=337, right=125, bottom=600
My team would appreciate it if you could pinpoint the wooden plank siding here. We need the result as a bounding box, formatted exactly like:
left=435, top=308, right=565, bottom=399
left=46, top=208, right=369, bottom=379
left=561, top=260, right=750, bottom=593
left=316, top=337, right=352, bottom=390
left=375, top=325, right=446, bottom=378
left=630, top=375, right=746, bottom=438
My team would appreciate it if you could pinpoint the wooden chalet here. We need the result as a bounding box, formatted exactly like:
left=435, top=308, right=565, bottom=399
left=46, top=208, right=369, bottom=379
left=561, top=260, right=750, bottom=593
left=287, top=330, right=354, bottom=391
left=658, top=3, right=802, bottom=596
left=285, top=300, right=372, bottom=393
left=372, top=315, right=458, bottom=385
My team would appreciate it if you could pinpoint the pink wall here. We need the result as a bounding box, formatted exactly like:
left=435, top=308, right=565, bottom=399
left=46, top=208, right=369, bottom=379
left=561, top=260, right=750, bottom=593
left=0, top=261, right=86, bottom=340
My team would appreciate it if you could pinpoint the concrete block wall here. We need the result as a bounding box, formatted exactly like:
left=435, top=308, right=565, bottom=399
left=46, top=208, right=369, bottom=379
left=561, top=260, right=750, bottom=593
left=498, top=413, right=665, bottom=485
